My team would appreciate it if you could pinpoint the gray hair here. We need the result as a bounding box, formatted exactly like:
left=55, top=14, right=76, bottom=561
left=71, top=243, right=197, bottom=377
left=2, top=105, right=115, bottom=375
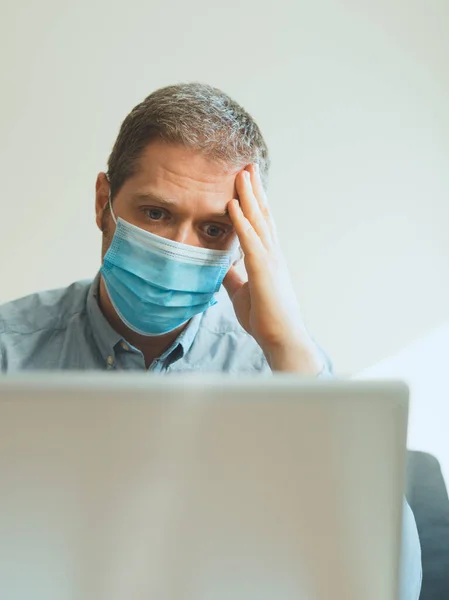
left=107, top=82, right=270, bottom=198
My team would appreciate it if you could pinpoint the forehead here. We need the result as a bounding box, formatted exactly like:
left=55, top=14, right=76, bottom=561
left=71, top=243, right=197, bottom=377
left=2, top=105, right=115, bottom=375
left=121, top=140, right=242, bottom=204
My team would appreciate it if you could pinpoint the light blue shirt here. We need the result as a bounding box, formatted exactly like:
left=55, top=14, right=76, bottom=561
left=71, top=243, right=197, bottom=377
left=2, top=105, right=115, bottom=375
left=0, top=274, right=421, bottom=598
left=0, top=273, right=297, bottom=373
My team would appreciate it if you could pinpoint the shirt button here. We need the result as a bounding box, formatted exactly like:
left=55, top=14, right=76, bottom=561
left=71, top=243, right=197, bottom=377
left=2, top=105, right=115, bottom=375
left=121, top=342, right=130, bottom=352
left=107, top=355, right=114, bottom=367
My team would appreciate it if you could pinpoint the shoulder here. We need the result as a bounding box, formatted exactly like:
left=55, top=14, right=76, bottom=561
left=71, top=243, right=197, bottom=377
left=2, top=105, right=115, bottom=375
left=190, top=289, right=269, bottom=373
left=196, top=289, right=333, bottom=376
left=0, top=280, right=92, bottom=336
left=200, top=288, right=247, bottom=336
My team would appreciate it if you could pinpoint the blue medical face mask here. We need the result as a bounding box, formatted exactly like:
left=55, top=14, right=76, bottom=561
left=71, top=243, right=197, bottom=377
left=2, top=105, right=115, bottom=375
left=100, top=198, right=238, bottom=336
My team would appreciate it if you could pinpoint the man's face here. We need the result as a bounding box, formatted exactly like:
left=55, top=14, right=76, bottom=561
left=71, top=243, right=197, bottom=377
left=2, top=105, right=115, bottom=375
left=96, top=140, right=241, bottom=259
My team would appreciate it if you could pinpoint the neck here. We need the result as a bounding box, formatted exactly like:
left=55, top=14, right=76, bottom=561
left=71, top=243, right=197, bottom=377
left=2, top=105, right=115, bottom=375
left=98, top=276, right=187, bottom=367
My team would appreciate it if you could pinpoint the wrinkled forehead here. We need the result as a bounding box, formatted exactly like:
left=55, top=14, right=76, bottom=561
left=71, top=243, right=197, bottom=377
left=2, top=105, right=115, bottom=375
left=128, top=141, right=243, bottom=200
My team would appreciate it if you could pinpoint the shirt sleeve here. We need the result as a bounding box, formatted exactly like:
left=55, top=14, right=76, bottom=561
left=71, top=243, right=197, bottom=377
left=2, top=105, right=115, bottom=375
left=398, top=499, right=422, bottom=600
left=0, top=329, right=5, bottom=373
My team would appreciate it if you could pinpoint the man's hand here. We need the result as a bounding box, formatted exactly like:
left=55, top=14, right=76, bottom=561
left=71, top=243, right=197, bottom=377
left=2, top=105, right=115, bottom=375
left=223, top=164, right=324, bottom=374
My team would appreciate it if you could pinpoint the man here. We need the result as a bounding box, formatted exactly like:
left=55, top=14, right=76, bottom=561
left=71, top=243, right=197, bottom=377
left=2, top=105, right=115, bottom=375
left=0, top=83, right=420, bottom=596
left=0, top=83, right=327, bottom=375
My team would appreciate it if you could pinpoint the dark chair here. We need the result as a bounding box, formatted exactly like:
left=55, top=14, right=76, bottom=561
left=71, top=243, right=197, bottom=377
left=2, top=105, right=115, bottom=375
left=406, top=451, right=449, bottom=600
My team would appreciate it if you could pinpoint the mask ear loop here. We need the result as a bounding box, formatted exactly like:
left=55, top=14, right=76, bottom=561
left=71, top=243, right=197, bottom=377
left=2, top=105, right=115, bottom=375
left=105, top=174, right=118, bottom=225
left=108, top=192, right=118, bottom=225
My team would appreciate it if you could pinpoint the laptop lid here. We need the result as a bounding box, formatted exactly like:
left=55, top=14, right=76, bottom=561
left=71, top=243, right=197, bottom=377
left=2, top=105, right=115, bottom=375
left=0, top=374, right=408, bottom=600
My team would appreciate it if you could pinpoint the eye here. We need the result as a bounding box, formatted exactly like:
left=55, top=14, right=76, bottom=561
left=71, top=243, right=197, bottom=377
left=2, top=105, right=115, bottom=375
left=144, top=208, right=165, bottom=221
left=204, top=224, right=226, bottom=239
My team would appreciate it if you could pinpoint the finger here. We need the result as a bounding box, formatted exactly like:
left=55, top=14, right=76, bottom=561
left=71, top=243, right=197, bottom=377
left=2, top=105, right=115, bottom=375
left=222, top=264, right=246, bottom=300
left=227, top=198, right=265, bottom=259
left=249, top=163, right=268, bottom=212
left=249, top=163, right=278, bottom=243
left=235, top=170, right=272, bottom=247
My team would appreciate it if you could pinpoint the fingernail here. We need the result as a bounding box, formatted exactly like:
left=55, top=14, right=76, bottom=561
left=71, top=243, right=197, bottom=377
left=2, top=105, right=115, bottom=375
left=254, top=163, right=259, bottom=174
left=244, top=170, right=250, bottom=181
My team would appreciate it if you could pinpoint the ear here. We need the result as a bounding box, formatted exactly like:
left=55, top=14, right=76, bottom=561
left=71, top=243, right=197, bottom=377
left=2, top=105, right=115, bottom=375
left=95, top=173, right=110, bottom=231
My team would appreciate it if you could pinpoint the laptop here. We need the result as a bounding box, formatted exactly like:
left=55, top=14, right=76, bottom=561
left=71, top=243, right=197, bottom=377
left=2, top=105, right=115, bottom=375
left=0, top=374, right=408, bottom=600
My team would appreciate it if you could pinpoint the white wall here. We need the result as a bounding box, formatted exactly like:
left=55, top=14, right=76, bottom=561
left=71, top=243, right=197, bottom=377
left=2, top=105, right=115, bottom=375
left=357, top=321, right=449, bottom=483
left=0, top=0, right=448, bottom=374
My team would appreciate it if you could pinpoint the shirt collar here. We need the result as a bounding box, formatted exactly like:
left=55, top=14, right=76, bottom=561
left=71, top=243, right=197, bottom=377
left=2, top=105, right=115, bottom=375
left=86, top=272, right=202, bottom=364
left=167, top=312, right=202, bottom=359
left=86, top=272, right=123, bottom=362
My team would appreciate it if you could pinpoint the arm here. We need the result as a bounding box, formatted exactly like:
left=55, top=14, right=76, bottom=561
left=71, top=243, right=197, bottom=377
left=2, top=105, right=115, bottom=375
left=263, top=344, right=333, bottom=377
left=224, top=164, right=330, bottom=375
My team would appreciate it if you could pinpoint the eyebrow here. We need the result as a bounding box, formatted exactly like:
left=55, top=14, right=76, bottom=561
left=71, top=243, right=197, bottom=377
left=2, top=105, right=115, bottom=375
left=131, top=192, right=232, bottom=220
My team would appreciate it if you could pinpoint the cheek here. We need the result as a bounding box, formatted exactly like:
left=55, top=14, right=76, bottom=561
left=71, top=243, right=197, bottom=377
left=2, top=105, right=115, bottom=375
left=101, top=211, right=116, bottom=257
left=101, top=210, right=113, bottom=237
